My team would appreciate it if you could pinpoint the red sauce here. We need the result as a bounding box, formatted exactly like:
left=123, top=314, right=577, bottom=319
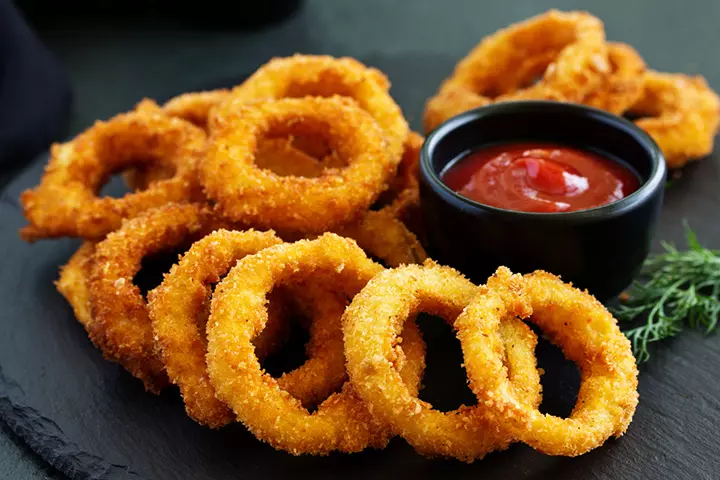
left=441, top=142, right=640, bottom=213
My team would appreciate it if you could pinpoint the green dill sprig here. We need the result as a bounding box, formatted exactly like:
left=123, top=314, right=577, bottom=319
left=611, top=225, right=720, bottom=362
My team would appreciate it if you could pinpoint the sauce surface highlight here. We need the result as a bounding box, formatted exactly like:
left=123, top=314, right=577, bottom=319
left=441, top=143, right=640, bottom=213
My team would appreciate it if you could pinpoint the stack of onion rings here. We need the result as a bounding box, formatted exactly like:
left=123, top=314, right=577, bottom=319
left=455, top=267, right=639, bottom=457
left=423, top=11, right=719, bottom=168
left=342, top=262, right=542, bottom=461
left=87, top=203, right=218, bottom=391
left=206, top=234, right=427, bottom=454
left=148, top=229, right=352, bottom=427
left=424, top=10, right=608, bottom=132
left=24, top=43, right=644, bottom=462
left=53, top=214, right=635, bottom=460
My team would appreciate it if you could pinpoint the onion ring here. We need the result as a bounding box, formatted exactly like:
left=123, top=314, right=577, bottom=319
left=129, top=80, right=350, bottom=189
left=20, top=107, right=205, bottom=242
left=583, top=42, right=646, bottom=115
left=203, top=97, right=395, bottom=233
left=206, top=233, right=427, bottom=454
left=456, top=267, right=639, bottom=457
left=148, top=229, right=350, bottom=426
left=59, top=240, right=288, bottom=371
left=342, top=262, right=541, bottom=461
left=224, top=54, right=408, bottom=164
left=423, top=10, right=608, bottom=132
left=123, top=95, right=220, bottom=190
left=87, top=203, right=220, bottom=392
left=627, top=70, right=720, bottom=168
left=58, top=226, right=289, bottom=399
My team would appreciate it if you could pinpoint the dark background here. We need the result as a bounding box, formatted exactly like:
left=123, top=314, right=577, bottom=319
left=1, top=0, right=720, bottom=478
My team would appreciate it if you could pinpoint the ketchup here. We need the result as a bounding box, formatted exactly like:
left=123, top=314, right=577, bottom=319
left=441, top=143, right=640, bottom=213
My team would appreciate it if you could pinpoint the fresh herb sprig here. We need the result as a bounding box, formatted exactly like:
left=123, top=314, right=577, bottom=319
left=611, top=225, right=720, bottom=362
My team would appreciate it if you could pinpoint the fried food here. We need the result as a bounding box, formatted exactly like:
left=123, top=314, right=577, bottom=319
left=423, top=11, right=719, bottom=166
left=342, top=262, right=542, bottom=461
left=87, top=203, right=220, bottom=392
left=424, top=10, right=608, bottom=131
left=628, top=70, right=720, bottom=168
left=26, top=43, right=654, bottom=463
left=456, top=267, right=639, bottom=457
left=203, top=97, right=396, bottom=233
left=206, top=234, right=427, bottom=454
left=147, top=229, right=281, bottom=426
left=148, top=229, right=351, bottom=427
left=224, top=54, right=409, bottom=164
left=20, top=107, right=205, bottom=242
left=58, top=228, right=290, bottom=401
left=583, top=42, right=646, bottom=115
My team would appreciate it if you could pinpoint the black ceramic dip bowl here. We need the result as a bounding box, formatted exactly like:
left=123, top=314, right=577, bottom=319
left=419, top=101, right=666, bottom=301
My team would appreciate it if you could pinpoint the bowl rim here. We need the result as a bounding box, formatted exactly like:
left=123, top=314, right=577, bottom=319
left=420, top=100, right=667, bottom=221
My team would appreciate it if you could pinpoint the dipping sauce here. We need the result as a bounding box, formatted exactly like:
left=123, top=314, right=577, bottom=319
left=441, top=143, right=640, bottom=213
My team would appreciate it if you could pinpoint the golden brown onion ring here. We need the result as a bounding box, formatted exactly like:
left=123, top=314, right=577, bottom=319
left=343, top=262, right=541, bottom=461
left=20, top=108, right=205, bottom=242
left=203, top=97, right=395, bottom=233
left=87, top=203, right=218, bottom=392
left=423, top=10, right=608, bottom=132
left=148, top=229, right=351, bottom=426
left=206, top=234, right=427, bottom=454
left=224, top=54, right=408, bottom=164
left=124, top=136, right=333, bottom=192
left=456, top=267, right=639, bottom=457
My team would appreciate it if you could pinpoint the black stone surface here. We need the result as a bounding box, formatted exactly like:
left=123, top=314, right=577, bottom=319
left=1, top=1, right=720, bottom=478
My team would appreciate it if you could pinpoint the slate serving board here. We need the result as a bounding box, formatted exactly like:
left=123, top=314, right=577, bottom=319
left=3, top=2, right=720, bottom=476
